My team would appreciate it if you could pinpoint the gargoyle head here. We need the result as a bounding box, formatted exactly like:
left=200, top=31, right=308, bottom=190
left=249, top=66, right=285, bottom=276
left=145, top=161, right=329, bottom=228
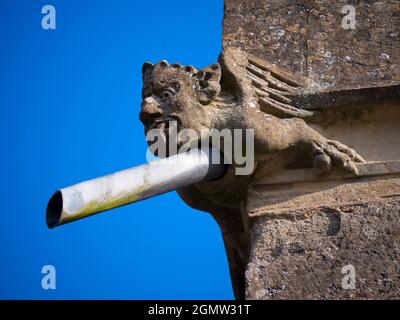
left=139, top=60, right=222, bottom=154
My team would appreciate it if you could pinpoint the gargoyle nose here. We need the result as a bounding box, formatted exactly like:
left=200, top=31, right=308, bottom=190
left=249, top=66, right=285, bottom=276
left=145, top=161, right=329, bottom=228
left=139, top=97, right=162, bottom=125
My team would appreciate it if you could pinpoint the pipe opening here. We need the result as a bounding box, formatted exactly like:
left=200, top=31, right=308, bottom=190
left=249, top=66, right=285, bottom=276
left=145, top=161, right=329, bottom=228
left=46, top=191, right=63, bottom=229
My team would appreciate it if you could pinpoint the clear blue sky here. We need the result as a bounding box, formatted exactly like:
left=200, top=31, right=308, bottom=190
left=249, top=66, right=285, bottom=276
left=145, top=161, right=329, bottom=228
left=0, top=0, right=234, bottom=299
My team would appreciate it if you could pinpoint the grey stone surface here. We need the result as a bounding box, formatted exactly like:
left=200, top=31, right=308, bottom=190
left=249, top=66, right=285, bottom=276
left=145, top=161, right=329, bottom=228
left=246, top=199, right=400, bottom=299
left=223, top=0, right=400, bottom=87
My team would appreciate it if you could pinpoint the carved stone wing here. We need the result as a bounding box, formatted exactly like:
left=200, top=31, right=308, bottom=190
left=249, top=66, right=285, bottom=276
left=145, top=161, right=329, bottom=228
left=219, top=47, right=400, bottom=120
left=219, top=47, right=316, bottom=119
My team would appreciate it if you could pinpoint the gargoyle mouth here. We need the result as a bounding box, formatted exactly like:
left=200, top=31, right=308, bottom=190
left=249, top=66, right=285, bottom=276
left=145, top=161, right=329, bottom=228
left=146, top=116, right=182, bottom=134
left=145, top=116, right=184, bottom=157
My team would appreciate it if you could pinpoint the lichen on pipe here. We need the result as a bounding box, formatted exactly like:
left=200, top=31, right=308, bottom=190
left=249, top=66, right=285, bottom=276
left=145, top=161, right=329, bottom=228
left=46, top=148, right=226, bottom=228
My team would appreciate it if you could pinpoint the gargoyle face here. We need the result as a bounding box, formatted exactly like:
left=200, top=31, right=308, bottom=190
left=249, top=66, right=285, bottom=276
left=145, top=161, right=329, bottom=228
left=139, top=60, right=221, bottom=154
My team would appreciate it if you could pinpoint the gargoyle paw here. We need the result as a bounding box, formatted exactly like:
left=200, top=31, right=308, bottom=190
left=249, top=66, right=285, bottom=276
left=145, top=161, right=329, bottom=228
left=311, top=139, right=365, bottom=175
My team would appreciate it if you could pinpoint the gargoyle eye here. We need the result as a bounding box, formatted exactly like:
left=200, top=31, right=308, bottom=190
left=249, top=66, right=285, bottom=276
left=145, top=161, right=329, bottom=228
left=161, top=88, right=175, bottom=100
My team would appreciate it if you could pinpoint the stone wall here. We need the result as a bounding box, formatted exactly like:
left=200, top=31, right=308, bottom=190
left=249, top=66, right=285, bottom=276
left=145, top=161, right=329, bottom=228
left=223, top=0, right=400, bottom=86
left=246, top=178, right=400, bottom=299
left=224, top=0, right=400, bottom=299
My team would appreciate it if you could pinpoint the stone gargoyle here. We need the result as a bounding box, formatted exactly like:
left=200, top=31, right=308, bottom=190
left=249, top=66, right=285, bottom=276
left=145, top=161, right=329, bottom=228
left=139, top=47, right=365, bottom=299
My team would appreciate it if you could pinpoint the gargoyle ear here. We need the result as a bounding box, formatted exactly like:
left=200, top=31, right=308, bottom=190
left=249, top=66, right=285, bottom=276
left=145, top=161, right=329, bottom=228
left=142, top=62, right=154, bottom=77
left=196, top=64, right=221, bottom=104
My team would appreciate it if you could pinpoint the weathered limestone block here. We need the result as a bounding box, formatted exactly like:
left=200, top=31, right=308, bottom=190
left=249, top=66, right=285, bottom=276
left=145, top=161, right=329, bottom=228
left=246, top=197, right=400, bottom=299
left=223, top=0, right=400, bottom=86
left=246, top=166, right=400, bottom=299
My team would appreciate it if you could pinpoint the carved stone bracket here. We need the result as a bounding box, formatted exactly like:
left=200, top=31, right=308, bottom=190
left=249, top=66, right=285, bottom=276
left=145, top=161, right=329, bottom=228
left=248, top=161, right=400, bottom=218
